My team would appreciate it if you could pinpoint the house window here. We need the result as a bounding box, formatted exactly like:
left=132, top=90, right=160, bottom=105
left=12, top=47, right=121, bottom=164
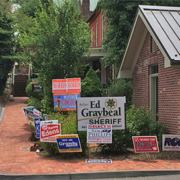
left=102, top=15, right=104, bottom=41
left=91, top=27, right=94, bottom=47
left=96, top=22, right=98, bottom=47
left=149, top=65, right=158, bottom=121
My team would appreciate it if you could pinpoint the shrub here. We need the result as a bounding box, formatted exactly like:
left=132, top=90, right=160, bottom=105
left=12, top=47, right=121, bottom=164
left=26, top=82, right=33, bottom=97
left=81, top=67, right=105, bottom=97
left=126, top=105, right=165, bottom=150
left=98, top=105, right=164, bottom=153
left=27, top=96, right=43, bottom=110
left=40, top=112, right=88, bottom=154
left=108, top=79, right=132, bottom=110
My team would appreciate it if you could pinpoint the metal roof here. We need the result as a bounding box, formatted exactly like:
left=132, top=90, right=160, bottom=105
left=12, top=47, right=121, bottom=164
left=139, top=5, right=180, bottom=62
left=118, top=5, right=180, bottom=78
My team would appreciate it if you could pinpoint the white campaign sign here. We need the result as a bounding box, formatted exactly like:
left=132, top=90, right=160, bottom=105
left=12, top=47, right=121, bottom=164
left=162, top=134, right=180, bottom=151
left=77, top=97, right=126, bottom=131
left=87, top=124, right=112, bottom=144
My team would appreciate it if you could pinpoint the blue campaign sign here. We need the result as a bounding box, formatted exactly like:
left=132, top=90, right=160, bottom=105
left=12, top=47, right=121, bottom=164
left=54, top=94, right=80, bottom=111
left=36, top=121, right=41, bottom=138
left=56, top=134, right=82, bottom=153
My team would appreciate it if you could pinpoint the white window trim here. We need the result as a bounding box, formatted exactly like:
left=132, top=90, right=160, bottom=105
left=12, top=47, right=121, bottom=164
left=96, top=22, right=98, bottom=47
left=149, top=73, right=158, bottom=120
left=102, top=15, right=104, bottom=41
left=91, top=27, right=94, bottom=47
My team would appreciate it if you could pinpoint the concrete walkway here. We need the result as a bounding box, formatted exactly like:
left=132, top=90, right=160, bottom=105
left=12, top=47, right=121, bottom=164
left=0, top=97, right=180, bottom=177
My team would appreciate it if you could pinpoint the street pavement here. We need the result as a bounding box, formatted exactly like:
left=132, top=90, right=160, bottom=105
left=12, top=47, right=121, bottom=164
left=0, top=97, right=180, bottom=179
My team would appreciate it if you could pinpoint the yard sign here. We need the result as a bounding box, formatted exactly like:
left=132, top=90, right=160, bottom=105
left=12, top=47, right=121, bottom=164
left=162, top=134, right=180, bottom=151
left=87, top=124, right=112, bottom=144
left=77, top=97, right=126, bottom=131
left=52, top=78, right=81, bottom=94
left=132, top=136, right=159, bottom=153
left=40, top=123, right=61, bottom=142
left=56, top=134, right=82, bottom=153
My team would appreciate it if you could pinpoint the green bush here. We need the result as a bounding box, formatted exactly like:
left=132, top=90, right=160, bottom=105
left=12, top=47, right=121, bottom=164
left=40, top=112, right=88, bottom=155
left=26, top=82, right=33, bottom=97
left=27, top=96, right=43, bottom=111
left=26, top=81, right=44, bottom=100
left=108, top=79, right=132, bottom=110
left=81, top=67, right=105, bottom=97
left=126, top=106, right=164, bottom=150
left=98, top=105, right=164, bottom=153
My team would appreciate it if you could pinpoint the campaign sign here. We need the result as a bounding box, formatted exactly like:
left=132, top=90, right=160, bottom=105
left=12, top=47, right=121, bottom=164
left=33, top=109, right=41, bottom=117
left=38, top=120, right=58, bottom=139
left=33, top=109, right=43, bottom=126
left=132, top=136, right=159, bottom=153
left=87, top=125, right=112, bottom=144
left=22, top=106, right=34, bottom=125
left=36, top=121, right=41, bottom=138
left=22, top=106, right=34, bottom=123
left=77, top=97, right=126, bottom=131
left=52, top=78, right=81, bottom=94
left=86, top=159, right=112, bottom=163
left=54, top=94, right=80, bottom=111
left=56, top=134, right=82, bottom=153
left=40, top=124, right=61, bottom=142
left=31, top=79, right=43, bottom=93
left=162, top=134, right=180, bottom=151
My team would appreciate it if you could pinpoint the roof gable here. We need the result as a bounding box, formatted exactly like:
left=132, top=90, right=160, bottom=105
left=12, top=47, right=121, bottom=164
left=118, top=5, right=180, bottom=78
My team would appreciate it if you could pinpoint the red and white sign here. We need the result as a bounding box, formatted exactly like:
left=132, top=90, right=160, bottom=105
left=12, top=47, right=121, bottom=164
left=52, top=78, right=81, bottom=94
left=132, top=136, right=159, bottom=153
left=40, top=124, right=61, bottom=142
left=87, top=124, right=112, bottom=144
left=33, top=109, right=41, bottom=117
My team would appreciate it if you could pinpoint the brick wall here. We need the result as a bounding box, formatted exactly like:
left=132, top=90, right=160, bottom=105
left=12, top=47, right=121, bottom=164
left=89, top=10, right=103, bottom=47
left=133, top=32, right=180, bottom=134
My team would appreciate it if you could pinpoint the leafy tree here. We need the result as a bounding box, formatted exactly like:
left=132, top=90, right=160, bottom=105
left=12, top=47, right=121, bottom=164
left=18, top=0, right=90, bottom=112
left=13, top=0, right=51, bottom=17
left=0, top=0, right=15, bottom=95
left=99, top=0, right=180, bottom=68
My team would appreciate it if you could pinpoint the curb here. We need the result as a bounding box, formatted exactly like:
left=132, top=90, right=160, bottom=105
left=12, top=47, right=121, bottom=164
left=0, top=107, right=5, bottom=125
left=1, top=170, right=180, bottom=179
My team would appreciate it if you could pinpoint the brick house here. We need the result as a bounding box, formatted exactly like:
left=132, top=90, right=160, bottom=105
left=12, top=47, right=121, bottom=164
left=118, top=5, right=180, bottom=134
left=85, top=6, right=110, bottom=86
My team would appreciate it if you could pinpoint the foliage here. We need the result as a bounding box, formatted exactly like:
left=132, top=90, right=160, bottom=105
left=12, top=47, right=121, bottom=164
left=81, top=67, right=105, bottom=97
left=13, top=0, right=51, bottom=17
left=75, top=64, right=90, bottom=80
left=99, top=0, right=180, bottom=68
left=16, top=0, right=90, bottom=112
left=25, top=82, right=33, bottom=97
left=126, top=105, right=164, bottom=150
left=27, top=96, right=43, bottom=110
left=99, top=105, right=164, bottom=153
left=41, top=112, right=88, bottom=154
left=25, top=81, right=44, bottom=100
left=0, top=1, right=15, bottom=95
left=108, top=79, right=132, bottom=110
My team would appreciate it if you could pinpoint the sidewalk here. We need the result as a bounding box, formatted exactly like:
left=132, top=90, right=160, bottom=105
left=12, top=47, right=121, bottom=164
left=0, top=98, right=180, bottom=177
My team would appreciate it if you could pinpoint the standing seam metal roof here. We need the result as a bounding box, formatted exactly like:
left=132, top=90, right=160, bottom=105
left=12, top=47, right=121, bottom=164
left=139, top=5, right=180, bottom=62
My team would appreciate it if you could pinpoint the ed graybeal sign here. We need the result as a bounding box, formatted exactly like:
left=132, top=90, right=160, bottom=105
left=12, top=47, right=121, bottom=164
left=77, top=97, right=125, bottom=131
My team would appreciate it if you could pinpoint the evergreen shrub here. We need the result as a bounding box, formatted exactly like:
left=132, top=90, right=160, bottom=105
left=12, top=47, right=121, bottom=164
left=81, top=67, right=105, bottom=97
